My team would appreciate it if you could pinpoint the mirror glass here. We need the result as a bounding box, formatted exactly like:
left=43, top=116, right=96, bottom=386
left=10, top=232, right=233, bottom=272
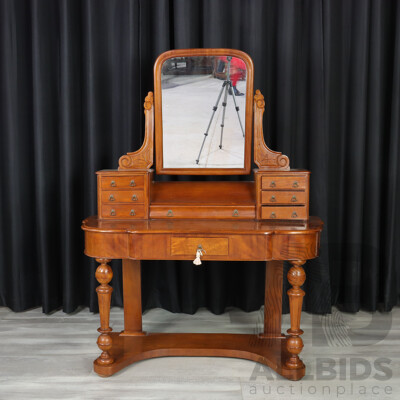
left=161, top=55, right=247, bottom=169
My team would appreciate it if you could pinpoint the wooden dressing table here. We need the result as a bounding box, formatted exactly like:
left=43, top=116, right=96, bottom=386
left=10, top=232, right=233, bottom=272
left=82, top=49, right=323, bottom=381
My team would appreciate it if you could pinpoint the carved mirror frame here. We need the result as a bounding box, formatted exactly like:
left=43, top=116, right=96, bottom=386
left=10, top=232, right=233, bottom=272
left=154, top=48, right=254, bottom=175
left=118, top=49, right=290, bottom=174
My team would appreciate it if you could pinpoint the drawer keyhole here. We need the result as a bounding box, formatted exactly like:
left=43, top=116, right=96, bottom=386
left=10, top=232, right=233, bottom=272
left=131, top=194, right=138, bottom=201
left=109, top=194, right=115, bottom=201
left=193, top=245, right=205, bottom=266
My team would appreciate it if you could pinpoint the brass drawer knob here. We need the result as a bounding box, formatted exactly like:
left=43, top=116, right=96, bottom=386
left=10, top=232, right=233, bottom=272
left=270, top=212, right=276, bottom=219
left=130, top=180, right=136, bottom=187
left=130, top=209, right=135, bottom=216
left=291, top=195, right=297, bottom=202
left=110, top=209, right=116, bottom=216
left=167, top=210, right=173, bottom=217
left=292, top=212, right=298, bottom=218
left=109, top=194, right=115, bottom=201
left=270, top=181, right=276, bottom=188
left=270, top=195, right=276, bottom=202
left=131, top=194, right=138, bottom=201
left=292, top=181, right=299, bottom=188
left=232, top=209, right=239, bottom=217
left=110, top=180, right=116, bottom=187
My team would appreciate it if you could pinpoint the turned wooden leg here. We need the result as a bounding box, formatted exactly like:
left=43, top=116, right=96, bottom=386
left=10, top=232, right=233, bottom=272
left=286, top=260, right=306, bottom=369
left=95, top=258, right=114, bottom=366
left=262, top=261, right=284, bottom=338
left=121, top=259, right=146, bottom=336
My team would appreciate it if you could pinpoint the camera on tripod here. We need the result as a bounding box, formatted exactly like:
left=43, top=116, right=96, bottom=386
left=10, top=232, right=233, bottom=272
left=196, top=56, right=245, bottom=164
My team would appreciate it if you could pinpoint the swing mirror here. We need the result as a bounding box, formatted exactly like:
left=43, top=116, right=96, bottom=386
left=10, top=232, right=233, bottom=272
left=154, top=49, right=254, bottom=175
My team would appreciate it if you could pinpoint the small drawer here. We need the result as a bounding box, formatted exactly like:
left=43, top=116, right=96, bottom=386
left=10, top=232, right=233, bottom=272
left=261, top=206, right=307, bottom=220
left=101, top=190, right=144, bottom=204
left=101, top=175, right=144, bottom=190
left=171, top=237, right=229, bottom=256
left=101, top=204, right=145, bottom=219
left=261, top=176, right=307, bottom=190
left=261, top=191, right=306, bottom=205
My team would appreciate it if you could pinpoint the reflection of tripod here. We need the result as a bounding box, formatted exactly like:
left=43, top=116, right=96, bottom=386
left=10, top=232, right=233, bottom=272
left=196, top=56, right=245, bottom=164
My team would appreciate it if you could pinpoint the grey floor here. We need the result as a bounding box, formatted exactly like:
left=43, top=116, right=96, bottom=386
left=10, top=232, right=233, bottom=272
left=0, top=305, right=399, bottom=400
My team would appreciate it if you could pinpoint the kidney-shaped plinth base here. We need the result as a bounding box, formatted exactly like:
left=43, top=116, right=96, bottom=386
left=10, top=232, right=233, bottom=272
left=94, top=332, right=305, bottom=381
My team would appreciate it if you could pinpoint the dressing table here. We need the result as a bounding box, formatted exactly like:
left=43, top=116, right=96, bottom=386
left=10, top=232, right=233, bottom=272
left=82, top=49, right=323, bottom=381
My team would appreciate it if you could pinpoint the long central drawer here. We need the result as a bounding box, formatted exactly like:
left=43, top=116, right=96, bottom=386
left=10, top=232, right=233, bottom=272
left=150, top=205, right=255, bottom=219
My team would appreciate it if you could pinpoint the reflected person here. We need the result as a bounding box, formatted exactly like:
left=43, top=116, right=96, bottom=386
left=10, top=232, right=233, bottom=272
left=217, top=56, right=246, bottom=96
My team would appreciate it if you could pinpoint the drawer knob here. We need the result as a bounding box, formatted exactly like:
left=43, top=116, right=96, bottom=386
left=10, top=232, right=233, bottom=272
left=291, top=195, right=297, bottom=202
left=167, top=210, right=173, bottom=217
left=130, top=180, right=136, bottom=187
left=110, top=209, right=116, bottom=216
left=110, top=180, right=116, bottom=187
left=270, top=195, right=276, bottom=202
left=270, top=181, right=276, bottom=188
left=292, top=212, right=298, bottom=218
left=109, top=194, right=115, bottom=201
left=292, top=181, right=299, bottom=188
left=131, top=194, right=138, bottom=201
left=270, top=212, right=276, bottom=219
left=130, top=209, right=135, bottom=216
left=232, top=209, right=239, bottom=217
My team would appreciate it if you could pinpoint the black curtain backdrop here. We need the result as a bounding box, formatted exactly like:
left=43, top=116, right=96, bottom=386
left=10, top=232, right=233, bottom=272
left=0, top=0, right=399, bottom=315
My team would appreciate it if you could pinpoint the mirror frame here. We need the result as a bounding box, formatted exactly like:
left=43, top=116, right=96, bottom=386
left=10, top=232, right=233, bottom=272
left=154, top=48, right=254, bottom=175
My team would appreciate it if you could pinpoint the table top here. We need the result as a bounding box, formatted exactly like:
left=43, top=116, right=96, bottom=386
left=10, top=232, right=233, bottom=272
left=82, top=215, right=323, bottom=235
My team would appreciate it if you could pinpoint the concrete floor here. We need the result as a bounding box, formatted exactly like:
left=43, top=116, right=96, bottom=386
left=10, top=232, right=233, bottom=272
left=0, top=306, right=399, bottom=399
left=162, top=75, right=246, bottom=169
